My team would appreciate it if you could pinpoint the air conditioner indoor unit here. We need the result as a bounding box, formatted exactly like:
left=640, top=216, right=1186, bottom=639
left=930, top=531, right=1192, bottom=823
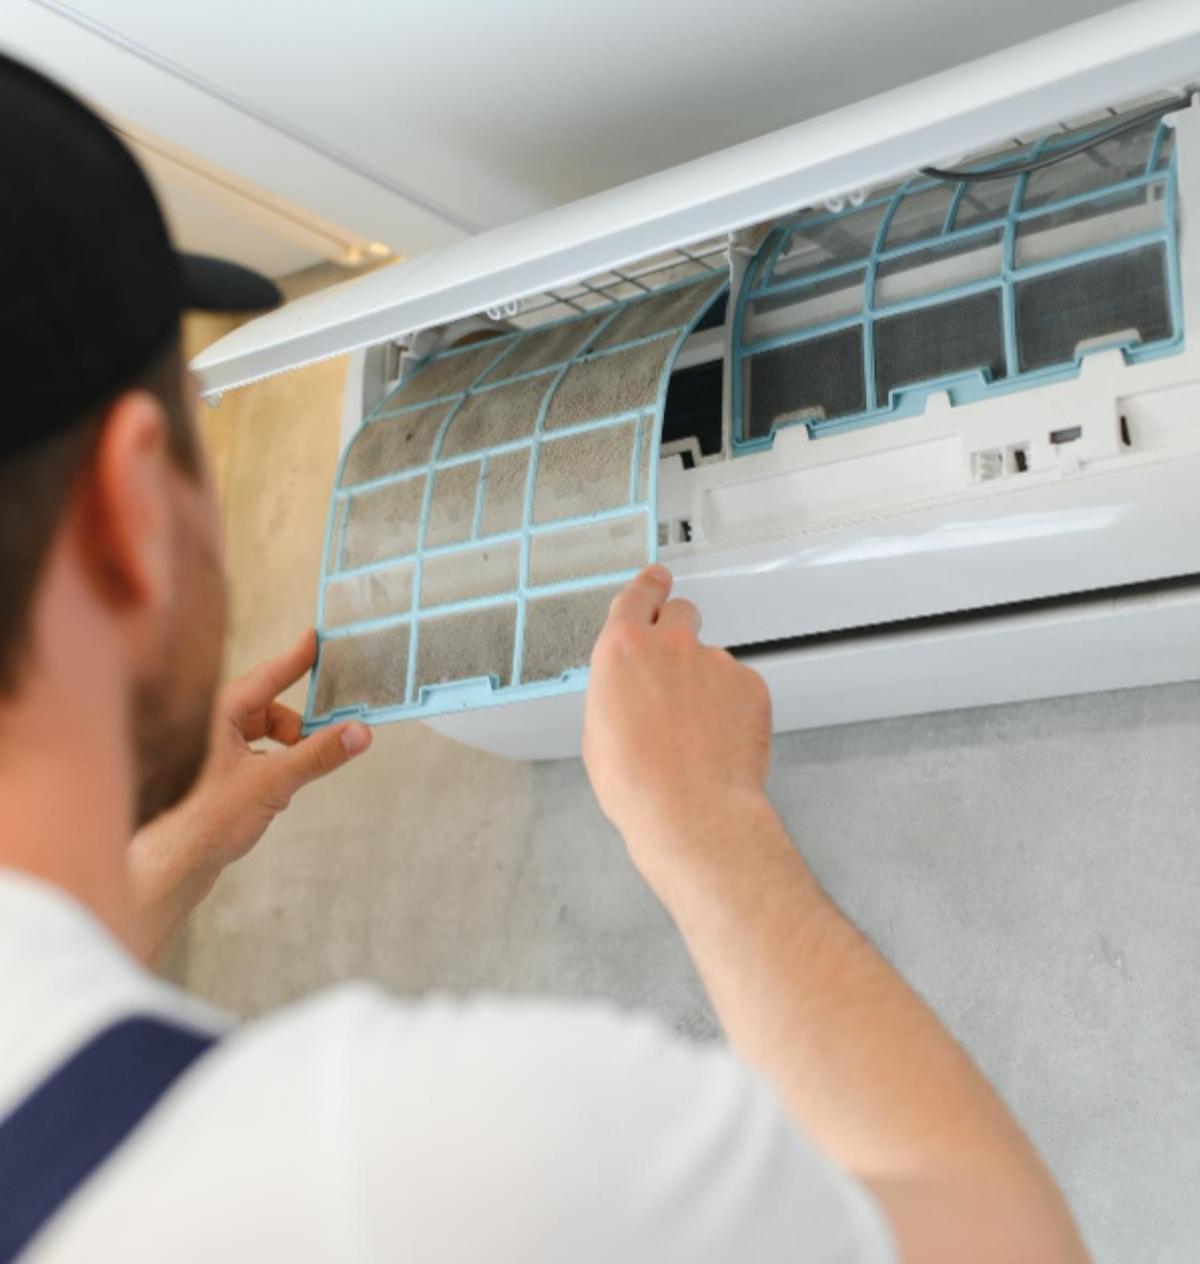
left=193, top=0, right=1200, bottom=760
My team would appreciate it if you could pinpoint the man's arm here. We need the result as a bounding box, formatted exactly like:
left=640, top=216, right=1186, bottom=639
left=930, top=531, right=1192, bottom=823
left=583, top=567, right=1088, bottom=1264
left=126, top=630, right=371, bottom=968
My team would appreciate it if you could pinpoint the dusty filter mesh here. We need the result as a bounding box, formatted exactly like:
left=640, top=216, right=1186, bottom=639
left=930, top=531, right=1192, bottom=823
left=735, top=103, right=1183, bottom=445
left=306, top=272, right=726, bottom=728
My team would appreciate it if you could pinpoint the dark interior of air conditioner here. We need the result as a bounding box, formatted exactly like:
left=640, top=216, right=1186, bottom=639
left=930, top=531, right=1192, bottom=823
left=661, top=292, right=727, bottom=462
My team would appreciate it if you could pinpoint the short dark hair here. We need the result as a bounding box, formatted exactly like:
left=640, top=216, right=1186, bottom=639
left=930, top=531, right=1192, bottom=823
left=0, top=331, right=197, bottom=695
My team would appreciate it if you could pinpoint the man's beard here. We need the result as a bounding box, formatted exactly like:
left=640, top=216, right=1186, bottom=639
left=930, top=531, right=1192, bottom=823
left=130, top=511, right=226, bottom=827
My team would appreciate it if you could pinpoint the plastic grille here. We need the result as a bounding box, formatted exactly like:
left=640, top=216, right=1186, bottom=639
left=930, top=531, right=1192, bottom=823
left=306, top=273, right=725, bottom=728
left=732, top=101, right=1186, bottom=448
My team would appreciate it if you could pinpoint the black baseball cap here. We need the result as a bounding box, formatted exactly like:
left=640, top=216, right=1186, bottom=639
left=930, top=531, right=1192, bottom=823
left=0, top=50, right=281, bottom=459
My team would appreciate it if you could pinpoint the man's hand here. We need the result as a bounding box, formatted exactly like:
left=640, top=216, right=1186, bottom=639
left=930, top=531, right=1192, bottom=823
left=583, top=565, right=772, bottom=890
left=582, top=567, right=1088, bottom=1264
left=127, top=630, right=371, bottom=967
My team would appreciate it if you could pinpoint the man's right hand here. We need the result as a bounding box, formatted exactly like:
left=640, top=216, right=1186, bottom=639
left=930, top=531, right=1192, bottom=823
left=581, top=566, right=1089, bottom=1264
left=582, top=565, right=773, bottom=888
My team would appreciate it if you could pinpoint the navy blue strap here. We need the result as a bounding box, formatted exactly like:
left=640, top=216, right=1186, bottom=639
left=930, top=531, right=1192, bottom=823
left=0, top=1016, right=217, bottom=1263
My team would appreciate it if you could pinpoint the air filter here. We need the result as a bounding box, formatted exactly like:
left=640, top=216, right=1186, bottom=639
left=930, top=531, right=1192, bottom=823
left=732, top=105, right=1184, bottom=448
left=305, top=273, right=725, bottom=728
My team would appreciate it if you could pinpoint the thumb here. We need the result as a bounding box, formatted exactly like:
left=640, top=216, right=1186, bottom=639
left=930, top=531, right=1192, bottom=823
left=277, top=721, right=372, bottom=798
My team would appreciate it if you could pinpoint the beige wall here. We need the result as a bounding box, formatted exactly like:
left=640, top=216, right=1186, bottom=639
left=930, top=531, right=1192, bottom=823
left=182, top=304, right=341, bottom=683
left=176, top=288, right=533, bottom=1009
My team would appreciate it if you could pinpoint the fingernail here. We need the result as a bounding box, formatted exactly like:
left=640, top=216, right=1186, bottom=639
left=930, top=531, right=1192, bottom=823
left=340, top=723, right=371, bottom=755
left=645, top=564, right=672, bottom=585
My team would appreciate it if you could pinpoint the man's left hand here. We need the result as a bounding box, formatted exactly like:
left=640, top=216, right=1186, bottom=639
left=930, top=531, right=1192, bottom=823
left=126, top=630, right=371, bottom=967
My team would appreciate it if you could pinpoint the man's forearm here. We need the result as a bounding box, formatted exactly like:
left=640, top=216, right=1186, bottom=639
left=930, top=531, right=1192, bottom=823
left=641, top=793, right=1088, bottom=1263
left=581, top=567, right=1085, bottom=1259
left=126, top=800, right=221, bottom=969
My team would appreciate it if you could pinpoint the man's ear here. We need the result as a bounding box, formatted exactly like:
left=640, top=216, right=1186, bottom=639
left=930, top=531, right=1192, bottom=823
left=77, top=390, right=175, bottom=611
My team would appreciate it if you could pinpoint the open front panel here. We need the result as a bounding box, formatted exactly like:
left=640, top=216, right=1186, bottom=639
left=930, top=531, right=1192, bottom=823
left=732, top=105, right=1185, bottom=449
left=306, top=273, right=725, bottom=727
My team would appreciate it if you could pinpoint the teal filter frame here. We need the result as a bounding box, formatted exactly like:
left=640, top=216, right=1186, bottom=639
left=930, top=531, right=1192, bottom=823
left=731, top=106, right=1187, bottom=451
left=305, top=272, right=726, bottom=729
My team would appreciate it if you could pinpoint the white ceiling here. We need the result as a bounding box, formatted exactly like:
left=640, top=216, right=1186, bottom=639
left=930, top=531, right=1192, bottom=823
left=3, top=0, right=1129, bottom=275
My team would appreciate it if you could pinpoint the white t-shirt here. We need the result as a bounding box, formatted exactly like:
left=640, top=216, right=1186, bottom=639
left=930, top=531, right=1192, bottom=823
left=0, top=870, right=895, bottom=1263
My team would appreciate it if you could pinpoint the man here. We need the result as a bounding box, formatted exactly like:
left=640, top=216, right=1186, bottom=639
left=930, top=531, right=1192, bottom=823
left=0, top=51, right=1088, bottom=1263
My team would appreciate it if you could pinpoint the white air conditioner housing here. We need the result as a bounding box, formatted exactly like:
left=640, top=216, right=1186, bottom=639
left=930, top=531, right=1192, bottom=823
left=194, top=0, right=1200, bottom=759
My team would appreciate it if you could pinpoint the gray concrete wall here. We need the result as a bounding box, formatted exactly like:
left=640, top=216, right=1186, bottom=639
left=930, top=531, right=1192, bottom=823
left=181, top=308, right=1200, bottom=1264
left=176, top=683, right=1200, bottom=1264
